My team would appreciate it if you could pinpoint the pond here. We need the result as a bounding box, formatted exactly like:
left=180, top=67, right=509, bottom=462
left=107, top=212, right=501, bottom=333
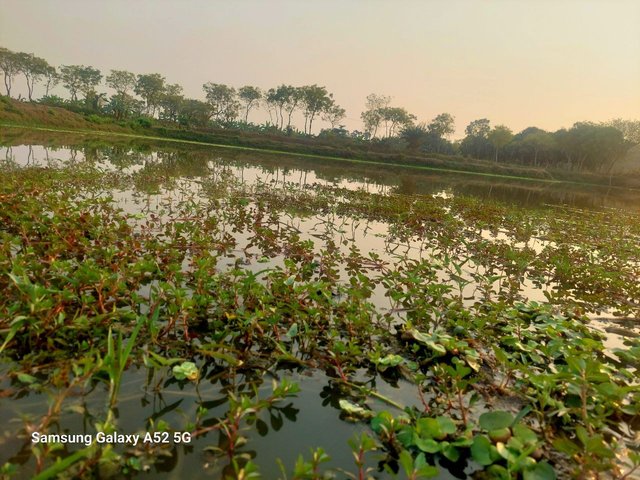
left=0, top=129, right=639, bottom=479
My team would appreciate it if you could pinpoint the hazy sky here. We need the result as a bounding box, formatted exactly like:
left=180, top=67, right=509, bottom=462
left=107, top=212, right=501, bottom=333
left=1, top=0, right=638, bottom=137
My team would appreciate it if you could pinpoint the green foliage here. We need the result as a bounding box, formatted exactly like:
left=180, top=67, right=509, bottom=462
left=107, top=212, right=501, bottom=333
left=0, top=139, right=638, bottom=478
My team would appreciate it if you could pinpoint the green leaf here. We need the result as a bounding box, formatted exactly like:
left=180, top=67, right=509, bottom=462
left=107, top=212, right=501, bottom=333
left=471, top=435, right=495, bottom=466
left=480, top=411, right=514, bottom=431
left=496, top=442, right=518, bottom=463
left=523, top=461, right=557, bottom=480
left=17, top=373, right=38, bottom=385
left=415, top=437, right=440, bottom=453
left=442, top=444, right=460, bottom=462
left=285, top=323, right=298, bottom=338
left=513, top=424, right=538, bottom=446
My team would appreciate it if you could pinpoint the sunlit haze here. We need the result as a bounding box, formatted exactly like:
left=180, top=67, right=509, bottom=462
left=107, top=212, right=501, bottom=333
left=1, top=0, right=638, bottom=137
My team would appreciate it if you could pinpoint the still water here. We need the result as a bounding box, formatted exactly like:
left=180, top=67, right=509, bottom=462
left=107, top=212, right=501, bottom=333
left=1, top=130, right=638, bottom=479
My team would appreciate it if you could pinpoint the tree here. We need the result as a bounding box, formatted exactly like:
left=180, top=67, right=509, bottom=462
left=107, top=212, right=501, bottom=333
left=400, top=123, right=430, bottom=151
left=461, top=118, right=492, bottom=159
left=159, top=83, right=184, bottom=122
left=135, top=73, right=165, bottom=116
left=361, top=93, right=391, bottom=138
left=238, top=85, right=262, bottom=123
left=299, top=85, right=333, bottom=134
left=60, top=65, right=102, bottom=101
left=106, top=92, right=142, bottom=120
left=427, top=113, right=455, bottom=139
left=554, top=122, right=628, bottom=171
left=0, top=47, right=21, bottom=96
left=265, top=85, right=300, bottom=129
left=322, top=104, right=346, bottom=129
left=465, top=118, right=491, bottom=138
left=178, top=98, right=213, bottom=127
left=379, top=107, right=415, bottom=138
left=519, top=129, right=556, bottom=166
left=604, top=119, right=640, bottom=145
left=203, top=82, right=239, bottom=123
left=43, top=65, right=58, bottom=97
left=488, top=125, right=513, bottom=162
left=106, top=70, right=136, bottom=96
left=15, top=53, right=50, bottom=100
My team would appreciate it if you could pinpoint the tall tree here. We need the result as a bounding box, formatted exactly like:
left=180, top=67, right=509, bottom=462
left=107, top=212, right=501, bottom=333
left=461, top=118, right=492, bottom=159
left=361, top=93, right=391, bottom=138
left=159, top=83, right=184, bottom=122
left=427, top=113, right=456, bottom=139
left=322, top=104, right=346, bottom=129
left=106, top=93, right=142, bottom=120
left=238, top=85, right=262, bottom=123
left=178, top=98, right=213, bottom=127
left=379, top=107, right=415, bottom=137
left=265, top=85, right=298, bottom=129
left=0, top=47, right=20, bottom=97
left=519, top=129, right=555, bottom=165
left=465, top=118, right=491, bottom=138
left=60, top=65, right=102, bottom=101
left=134, top=73, right=165, bottom=116
left=604, top=118, right=640, bottom=144
left=300, top=84, right=333, bottom=134
left=43, top=65, right=58, bottom=97
left=488, top=125, right=513, bottom=162
left=106, top=69, right=136, bottom=96
left=202, top=82, right=239, bottom=123
left=401, top=123, right=430, bottom=151
left=15, top=53, right=50, bottom=100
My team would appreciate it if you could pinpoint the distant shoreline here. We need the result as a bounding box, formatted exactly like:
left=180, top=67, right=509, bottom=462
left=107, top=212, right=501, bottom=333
left=2, top=99, right=638, bottom=189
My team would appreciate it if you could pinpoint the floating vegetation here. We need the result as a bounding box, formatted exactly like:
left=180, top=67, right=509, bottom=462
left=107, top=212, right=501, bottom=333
left=0, top=136, right=639, bottom=479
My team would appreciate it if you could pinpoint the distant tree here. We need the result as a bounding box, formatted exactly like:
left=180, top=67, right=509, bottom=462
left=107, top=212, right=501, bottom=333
left=106, top=70, right=136, bottom=96
left=265, top=85, right=303, bottom=130
left=520, top=129, right=556, bottom=166
left=106, top=92, right=142, bottom=120
left=15, top=53, right=50, bottom=100
left=554, top=122, right=628, bottom=171
left=300, top=85, right=333, bottom=134
left=322, top=104, right=346, bottom=129
left=0, top=47, right=21, bottom=96
left=379, top=107, right=415, bottom=138
left=361, top=93, right=391, bottom=138
left=238, top=85, right=262, bottom=123
left=159, top=83, right=184, bottom=122
left=283, top=87, right=303, bottom=130
left=203, top=82, right=239, bottom=123
left=135, top=73, right=165, bottom=116
left=85, top=89, right=108, bottom=111
left=60, top=65, right=102, bottom=101
left=461, top=118, right=492, bottom=159
left=465, top=118, right=491, bottom=138
left=178, top=98, right=213, bottom=127
left=43, top=65, right=58, bottom=97
left=427, top=113, right=456, bottom=139
left=488, top=125, right=513, bottom=162
left=400, top=123, right=430, bottom=151
left=604, top=118, right=640, bottom=144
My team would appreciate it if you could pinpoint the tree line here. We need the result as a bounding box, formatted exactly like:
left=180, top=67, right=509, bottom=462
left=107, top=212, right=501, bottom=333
left=1, top=46, right=638, bottom=172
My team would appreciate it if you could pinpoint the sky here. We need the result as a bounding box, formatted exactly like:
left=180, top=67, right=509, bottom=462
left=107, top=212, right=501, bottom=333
left=1, top=0, right=638, bottom=138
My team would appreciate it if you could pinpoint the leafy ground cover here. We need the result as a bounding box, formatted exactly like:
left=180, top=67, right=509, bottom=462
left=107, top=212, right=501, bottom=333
left=0, top=140, right=639, bottom=479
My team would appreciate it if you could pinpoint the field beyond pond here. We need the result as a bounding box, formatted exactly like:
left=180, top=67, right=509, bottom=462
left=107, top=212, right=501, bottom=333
left=0, top=129, right=639, bottom=480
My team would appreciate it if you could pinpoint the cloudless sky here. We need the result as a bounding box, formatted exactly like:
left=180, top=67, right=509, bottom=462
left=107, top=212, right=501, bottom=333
left=1, top=0, right=638, bottom=137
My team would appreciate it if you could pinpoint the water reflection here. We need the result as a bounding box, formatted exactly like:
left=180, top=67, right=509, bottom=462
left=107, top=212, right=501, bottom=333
left=2, top=128, right=640, bottom=211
